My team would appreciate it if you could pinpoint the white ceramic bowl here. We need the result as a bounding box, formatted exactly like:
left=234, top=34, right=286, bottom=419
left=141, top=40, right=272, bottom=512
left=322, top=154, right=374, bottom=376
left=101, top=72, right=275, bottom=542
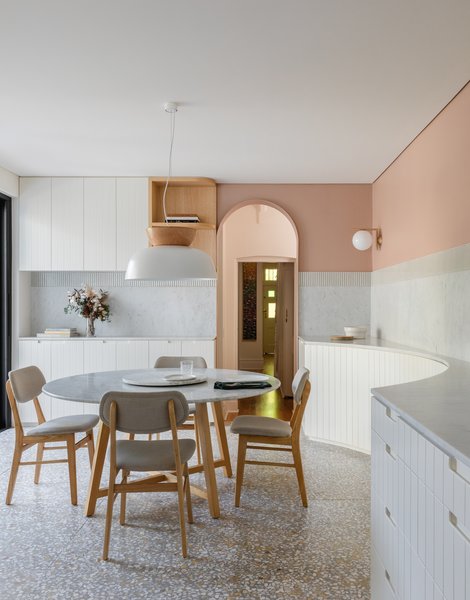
left=344, top=326, right=368, bottom=339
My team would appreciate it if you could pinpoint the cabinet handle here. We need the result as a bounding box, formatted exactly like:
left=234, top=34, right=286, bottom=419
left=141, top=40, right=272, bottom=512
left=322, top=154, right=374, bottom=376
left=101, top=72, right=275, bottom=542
left=449, top=511, right=470, bottom=544
left=385, top=506, right=396, bottom=527
left=385, top=443, right=396, bottom=460
left=448, top=456, right=470, bottom=485
left=384, top=569, right=396, bottom=594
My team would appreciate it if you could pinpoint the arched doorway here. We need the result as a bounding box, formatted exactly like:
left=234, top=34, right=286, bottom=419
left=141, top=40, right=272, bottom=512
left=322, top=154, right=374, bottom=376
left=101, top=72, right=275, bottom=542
left=217, top=200, right=299, bottom=411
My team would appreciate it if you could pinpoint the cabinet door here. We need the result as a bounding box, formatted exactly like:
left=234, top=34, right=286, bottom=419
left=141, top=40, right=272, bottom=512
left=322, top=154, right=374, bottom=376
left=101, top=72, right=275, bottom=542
left=181, top=340, right=215, bottom=367
left=51, top=178, right=84, bottom=270
left=116, top=178, right=148, bottom=271
left=50, top=342, right=84, bottom=418
left=116, top=341, right=149, bottom=370
left=83, top=178, right=116, bottom=270
left=19, top=177, right=51, bottom=270
left=148, top=340, right=182, bottom=368
left=17, top=340, right=52, bottom=424
left=83, top=340, right=116, bottom=415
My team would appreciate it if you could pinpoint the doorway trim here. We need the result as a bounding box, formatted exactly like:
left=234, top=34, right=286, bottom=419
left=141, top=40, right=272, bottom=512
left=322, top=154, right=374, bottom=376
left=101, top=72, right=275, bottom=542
left=216, top=199, right=299, bottom=371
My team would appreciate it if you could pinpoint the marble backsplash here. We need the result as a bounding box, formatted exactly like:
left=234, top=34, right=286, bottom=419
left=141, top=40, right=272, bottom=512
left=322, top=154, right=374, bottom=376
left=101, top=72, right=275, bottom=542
left=370, top=244, right=470, bottom=361
left=299, top=272, right=371, bottom=338
left=29, top=275, right=217, bottom=338
left=26, top=271, right=372, bottom=340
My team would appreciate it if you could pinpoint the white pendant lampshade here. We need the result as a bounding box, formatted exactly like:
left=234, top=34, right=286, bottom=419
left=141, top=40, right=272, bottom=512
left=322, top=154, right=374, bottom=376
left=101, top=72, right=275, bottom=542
left=352, top=230, right=373, bottom=251
left=125, top=246, right=216, bottom=281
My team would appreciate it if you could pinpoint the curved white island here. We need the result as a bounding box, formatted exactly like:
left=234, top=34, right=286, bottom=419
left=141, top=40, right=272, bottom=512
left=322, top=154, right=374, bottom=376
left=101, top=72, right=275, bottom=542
left=299, top=337, right=470, bottom=600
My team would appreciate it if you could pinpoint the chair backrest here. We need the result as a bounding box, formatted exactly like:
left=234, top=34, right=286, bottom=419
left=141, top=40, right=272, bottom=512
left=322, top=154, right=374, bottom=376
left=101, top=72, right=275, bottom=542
left=290, top=367, right=311, bottom=436
left=99, top=390, right=190, bottom=434
left=154, top=355, right=208, bottom=369
left=9, top=366, right=45, bottom=403
left=292, top=367, right=309, bottom=405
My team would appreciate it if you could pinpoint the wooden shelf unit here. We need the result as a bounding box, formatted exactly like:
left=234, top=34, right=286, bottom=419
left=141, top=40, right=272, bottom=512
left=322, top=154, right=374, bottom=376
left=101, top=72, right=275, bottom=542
left=149, top=177, right=217, bottom=265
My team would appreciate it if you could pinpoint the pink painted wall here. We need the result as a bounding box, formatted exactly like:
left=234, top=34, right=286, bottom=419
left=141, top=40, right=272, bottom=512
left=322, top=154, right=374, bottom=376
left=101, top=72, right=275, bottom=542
left=372, top=82, right=470, bottom=270
left=217, top=184, right=372, bottom=272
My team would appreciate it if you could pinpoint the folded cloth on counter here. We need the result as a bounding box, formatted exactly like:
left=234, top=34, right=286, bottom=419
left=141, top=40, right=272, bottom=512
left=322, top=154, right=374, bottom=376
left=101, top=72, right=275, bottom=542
left=214, top=381, right=272, bottom=390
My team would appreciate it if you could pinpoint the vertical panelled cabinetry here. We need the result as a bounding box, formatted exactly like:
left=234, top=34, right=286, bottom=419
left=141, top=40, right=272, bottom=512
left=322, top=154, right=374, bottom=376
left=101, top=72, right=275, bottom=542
left=299, top=340, right=447, bottom=453
left=371, top=396, right=470, bottom=599
left=18, top=177, right=148, bottom=271
left=16, top=338, right=215, bottom=423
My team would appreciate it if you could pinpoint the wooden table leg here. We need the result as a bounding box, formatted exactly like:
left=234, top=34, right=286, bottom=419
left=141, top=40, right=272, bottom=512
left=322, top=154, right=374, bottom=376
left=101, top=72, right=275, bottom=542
left=212, top=402, right=233, bottom=478
left=85, top=421, right=109, bottom=517
left=195, top=403, right=220, bottom=519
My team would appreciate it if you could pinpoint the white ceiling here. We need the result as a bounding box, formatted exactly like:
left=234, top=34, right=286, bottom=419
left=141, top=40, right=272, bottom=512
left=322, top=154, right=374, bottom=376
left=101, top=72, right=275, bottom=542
left=1, top=0, right=470, bottom=183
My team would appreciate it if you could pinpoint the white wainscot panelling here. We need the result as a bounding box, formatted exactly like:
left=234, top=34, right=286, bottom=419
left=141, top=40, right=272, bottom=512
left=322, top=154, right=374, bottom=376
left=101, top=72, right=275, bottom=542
left=116, top=177, right=148, bottom=271
left=51, top=177, right=84, bottom=270
left=50, top=342, right=84, bottom=418
left=116, top=340, right=149, bottom=370
left=19, top=177, right=51, bottom=271
left=17, top=340, right=52, bottom=423
left=83, top=178, right=116, bottom=270
left=148, top=340, right=182, bottom=367
left=301, top=342, right=446, bottom=454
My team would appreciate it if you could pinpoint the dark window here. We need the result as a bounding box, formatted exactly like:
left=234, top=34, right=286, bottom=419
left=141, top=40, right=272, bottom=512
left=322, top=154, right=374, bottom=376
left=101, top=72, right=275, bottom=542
left=0, top=193, right=12, bottom=430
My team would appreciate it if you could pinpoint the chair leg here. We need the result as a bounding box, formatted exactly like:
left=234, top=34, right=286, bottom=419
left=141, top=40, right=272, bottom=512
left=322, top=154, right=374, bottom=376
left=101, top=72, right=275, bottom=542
left=103, top=467, right=117, bottom=561
left=147, top=434, right=153, bottom=441
left=194, top=420, right=201, bottom=465
left=6, top=444, right=22, bottom=505
left=292, top=440, right=308, bottom=508
left=86, top=430, right=95, bottom=468
left=120, top=470, right=128, bottom=526
left=184, top=463, right=193, bottom=524
left=235, top=437, right=247, bottom=508
left=176, top=465, right=188, bottom=558
left=34, top=442, right=44, bottom=484
left=66, top=436, right=78, bottom=506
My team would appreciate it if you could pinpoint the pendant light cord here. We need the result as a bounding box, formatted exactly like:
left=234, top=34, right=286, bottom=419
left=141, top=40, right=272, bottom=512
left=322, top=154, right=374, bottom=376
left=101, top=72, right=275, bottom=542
left=162, top=108, right=176, bottom=223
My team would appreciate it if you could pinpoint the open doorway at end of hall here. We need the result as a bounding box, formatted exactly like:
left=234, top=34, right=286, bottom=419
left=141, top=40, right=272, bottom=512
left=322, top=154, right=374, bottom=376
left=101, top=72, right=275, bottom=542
left=237, top=262, right=294, bottom=421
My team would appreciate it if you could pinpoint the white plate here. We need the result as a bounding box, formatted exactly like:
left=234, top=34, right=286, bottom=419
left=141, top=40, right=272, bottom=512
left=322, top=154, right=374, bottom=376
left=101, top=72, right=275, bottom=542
left=122, top=374, right=207, bottom=387
left=164, top=373, right=197, bottom=382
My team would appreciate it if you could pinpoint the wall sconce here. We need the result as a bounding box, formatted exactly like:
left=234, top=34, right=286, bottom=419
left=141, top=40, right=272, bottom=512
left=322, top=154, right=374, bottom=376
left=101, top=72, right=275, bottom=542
left=352, top=228, right=383, bottom=251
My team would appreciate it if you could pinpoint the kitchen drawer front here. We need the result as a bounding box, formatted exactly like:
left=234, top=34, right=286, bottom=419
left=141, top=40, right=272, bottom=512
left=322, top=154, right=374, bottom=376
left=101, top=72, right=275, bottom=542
left=116, top=340, right=149, bottom=370
left=372, top=396, right=399, bottom=451
left=148, top=340, right=182, bottom=367
left=50, top=342, right=85, bottom=419
left=371, top=544, right=397, bottom=600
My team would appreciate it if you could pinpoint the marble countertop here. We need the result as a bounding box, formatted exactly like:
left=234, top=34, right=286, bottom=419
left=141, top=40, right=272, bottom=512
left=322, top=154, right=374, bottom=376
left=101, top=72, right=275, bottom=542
left=20, top=336, right=216, bottom=341
left=301, top=336, right=470, bottom=467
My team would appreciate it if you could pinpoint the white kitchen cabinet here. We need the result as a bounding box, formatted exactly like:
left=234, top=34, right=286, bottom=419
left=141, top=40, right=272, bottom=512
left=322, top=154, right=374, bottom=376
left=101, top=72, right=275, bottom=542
left=116, top=340, right=149, bottom=370
left=116, top=178, right=148, bottom=271
left=148, top=340, right=182, bottom=367
left=17, top=340, right=52, bottom=423
left=83, top=340, right=117, bottom=415
left=51, top=178, right=84, bottom=270
left=19, top=177, right=51, bottom=270
left=50, top=342, right=84, bottom=418
left=83, top=178, right=116, bottom=270
left=181, top=339, right=215, bottom=367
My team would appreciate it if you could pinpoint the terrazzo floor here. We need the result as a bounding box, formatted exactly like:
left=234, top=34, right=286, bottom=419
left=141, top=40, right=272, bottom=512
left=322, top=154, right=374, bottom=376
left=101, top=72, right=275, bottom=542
left=0, top=426, right=370, bottom=599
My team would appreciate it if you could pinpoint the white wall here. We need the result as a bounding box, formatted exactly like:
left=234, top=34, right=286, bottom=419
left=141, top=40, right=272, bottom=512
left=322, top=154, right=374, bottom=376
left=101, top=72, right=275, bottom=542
left=0, top=165, right=18, bottom=197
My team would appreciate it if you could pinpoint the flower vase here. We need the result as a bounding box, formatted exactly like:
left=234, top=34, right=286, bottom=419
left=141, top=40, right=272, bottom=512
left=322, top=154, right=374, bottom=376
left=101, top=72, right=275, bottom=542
left=86, top=317, right=96, bottom=337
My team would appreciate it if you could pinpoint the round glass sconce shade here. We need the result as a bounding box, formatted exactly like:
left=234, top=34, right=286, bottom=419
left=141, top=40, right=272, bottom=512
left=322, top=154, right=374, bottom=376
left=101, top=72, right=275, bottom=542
left=352, top=230, right=373, bottom=251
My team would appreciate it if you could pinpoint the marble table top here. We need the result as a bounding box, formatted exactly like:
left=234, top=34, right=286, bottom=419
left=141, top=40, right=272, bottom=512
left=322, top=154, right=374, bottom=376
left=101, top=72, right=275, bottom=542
left=42, top=368, right=280, bottom=404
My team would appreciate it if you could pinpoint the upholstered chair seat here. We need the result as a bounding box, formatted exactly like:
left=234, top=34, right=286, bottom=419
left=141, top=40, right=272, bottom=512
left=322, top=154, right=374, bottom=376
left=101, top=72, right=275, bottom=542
left=116, top=439, right=196, bottom=472
left=28, top=414, right=99, bottom=437
left=230, top=415, right=292, bottom=438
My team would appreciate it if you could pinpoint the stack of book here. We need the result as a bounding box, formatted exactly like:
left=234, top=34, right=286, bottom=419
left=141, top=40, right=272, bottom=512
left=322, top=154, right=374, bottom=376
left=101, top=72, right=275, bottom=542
left=166, top=214, right=200, bottom=224
left=36, top=328, right=79, bottom=338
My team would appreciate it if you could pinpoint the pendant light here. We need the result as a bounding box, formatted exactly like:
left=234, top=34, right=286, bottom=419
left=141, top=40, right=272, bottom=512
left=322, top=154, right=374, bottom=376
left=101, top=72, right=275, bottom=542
left=125, top=103, right=216, bottom=280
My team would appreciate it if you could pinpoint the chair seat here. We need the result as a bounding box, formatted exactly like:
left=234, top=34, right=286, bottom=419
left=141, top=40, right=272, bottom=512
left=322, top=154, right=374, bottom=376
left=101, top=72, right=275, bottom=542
left=28, top=414, right=99, bottom=437
left=116, top=439, right=196, bottom=472
left=230, top=415, right=292, bottom=438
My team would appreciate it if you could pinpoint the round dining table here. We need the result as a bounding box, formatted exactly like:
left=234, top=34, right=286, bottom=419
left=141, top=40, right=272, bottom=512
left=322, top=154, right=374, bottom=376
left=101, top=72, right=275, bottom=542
left=42, top=368, right=280, bottom=519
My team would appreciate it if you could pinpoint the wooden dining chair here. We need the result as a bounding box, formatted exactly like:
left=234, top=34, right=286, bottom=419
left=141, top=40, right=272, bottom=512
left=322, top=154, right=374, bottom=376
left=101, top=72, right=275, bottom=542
left=99, top=390, right=195, bottom=560
left=230, top=367, right=311, bottom=507
left=153, top=355, right=207, bottom=463
left=5, top=365, right=99, bottom=506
